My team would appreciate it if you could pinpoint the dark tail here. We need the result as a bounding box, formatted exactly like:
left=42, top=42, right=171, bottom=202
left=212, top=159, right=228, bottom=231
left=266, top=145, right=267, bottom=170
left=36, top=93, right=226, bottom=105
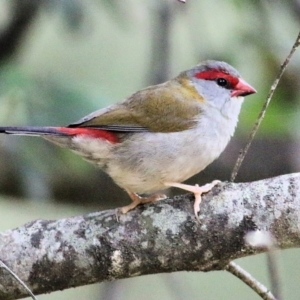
left=0, top=126, right=68, bottom=136
left=0, top=126, right=119, bottom=143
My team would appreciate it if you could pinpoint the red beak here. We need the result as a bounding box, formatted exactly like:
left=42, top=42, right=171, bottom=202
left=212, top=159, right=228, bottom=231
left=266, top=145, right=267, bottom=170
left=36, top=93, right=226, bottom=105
left=231, top=79, right=256, bottom=97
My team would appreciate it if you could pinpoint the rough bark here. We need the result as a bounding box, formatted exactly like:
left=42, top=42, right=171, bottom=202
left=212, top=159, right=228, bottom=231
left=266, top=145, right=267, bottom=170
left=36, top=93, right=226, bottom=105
left=0, top=173, right=299, bottom=299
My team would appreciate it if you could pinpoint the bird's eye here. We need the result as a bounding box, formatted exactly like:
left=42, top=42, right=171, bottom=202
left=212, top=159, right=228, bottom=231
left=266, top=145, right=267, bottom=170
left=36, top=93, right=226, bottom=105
left=216, top=78, right=228, bottom=87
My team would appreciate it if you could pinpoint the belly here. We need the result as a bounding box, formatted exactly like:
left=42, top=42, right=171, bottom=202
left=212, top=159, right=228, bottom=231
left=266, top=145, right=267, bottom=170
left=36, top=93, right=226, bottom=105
left=106, top=128, right=230, bottom=193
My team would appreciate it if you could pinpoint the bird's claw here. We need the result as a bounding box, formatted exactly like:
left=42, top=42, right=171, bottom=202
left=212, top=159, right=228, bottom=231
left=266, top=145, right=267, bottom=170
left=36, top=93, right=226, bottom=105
left=164, top=180, right=221, bottom=223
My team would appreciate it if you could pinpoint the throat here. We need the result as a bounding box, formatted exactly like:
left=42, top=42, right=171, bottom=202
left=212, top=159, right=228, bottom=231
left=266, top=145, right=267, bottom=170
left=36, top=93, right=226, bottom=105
left=221, top=97, right=243, bottom=120
left=202, top=102, right=241, bottom=141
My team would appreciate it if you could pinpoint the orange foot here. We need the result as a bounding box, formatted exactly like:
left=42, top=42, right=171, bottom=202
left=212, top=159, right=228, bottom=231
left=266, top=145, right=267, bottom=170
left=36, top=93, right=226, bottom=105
left=119, top=191, right=167, bottom=214
left=164, top=180, right=221, bottom=222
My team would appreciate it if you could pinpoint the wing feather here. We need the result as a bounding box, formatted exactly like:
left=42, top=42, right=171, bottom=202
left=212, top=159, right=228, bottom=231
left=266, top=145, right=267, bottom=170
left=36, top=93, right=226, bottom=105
left=68, top=76, right=203, bottom=133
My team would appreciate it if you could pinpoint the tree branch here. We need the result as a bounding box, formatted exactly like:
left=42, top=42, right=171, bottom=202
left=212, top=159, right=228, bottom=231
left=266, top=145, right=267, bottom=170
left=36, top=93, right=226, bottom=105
left=0, top=173, right=299, bottom=299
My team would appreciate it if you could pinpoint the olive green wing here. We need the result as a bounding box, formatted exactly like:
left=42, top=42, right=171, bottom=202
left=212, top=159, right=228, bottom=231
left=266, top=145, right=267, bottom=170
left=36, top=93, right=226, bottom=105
left=68, top=78, right=202, bottom=133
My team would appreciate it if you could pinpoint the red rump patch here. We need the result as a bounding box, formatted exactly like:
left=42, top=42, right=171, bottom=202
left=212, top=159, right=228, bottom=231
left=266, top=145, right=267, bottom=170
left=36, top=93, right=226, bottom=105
left=195, top=69, right=239, bottom=88
left=57, top=127, right=119, bottom=143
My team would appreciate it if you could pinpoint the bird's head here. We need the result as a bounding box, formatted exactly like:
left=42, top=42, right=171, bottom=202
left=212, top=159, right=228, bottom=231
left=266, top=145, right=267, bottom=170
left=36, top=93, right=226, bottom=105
left=185, top=60, right=256, bottom=118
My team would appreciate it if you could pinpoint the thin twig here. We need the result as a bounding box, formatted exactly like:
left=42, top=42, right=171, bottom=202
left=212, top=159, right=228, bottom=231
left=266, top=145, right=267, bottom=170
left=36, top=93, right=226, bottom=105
left=245, top=231, right=282, bottom=300
left=230, top=30, right=300, bottom=182
left=0, top=260, right=37, bottom=300
left=267, top=250, right=282, bottom=300
left=225, top=262, right=276, bottom=300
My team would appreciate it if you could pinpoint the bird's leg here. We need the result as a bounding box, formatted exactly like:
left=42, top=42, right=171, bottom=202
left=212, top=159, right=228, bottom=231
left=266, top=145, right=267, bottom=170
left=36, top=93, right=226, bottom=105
left=164, top=180, right=221, bottom=222
left=119, top=190, right=167, bottom=214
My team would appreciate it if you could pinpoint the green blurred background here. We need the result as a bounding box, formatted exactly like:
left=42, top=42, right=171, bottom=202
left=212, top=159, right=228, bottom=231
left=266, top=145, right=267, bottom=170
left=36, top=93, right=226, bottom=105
left=0, top=0, right=299, bottom=299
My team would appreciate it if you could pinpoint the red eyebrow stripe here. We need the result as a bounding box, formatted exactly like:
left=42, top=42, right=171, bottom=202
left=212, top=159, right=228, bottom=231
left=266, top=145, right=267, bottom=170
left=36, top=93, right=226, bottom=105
left=57, top=127, right=119, bottom=143
left=195, top=70, right=239, bottom=87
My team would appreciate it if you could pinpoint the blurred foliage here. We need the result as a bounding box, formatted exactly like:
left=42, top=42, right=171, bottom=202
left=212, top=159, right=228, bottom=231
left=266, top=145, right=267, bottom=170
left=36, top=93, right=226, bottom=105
left=0, top=1, right=299, bottom=299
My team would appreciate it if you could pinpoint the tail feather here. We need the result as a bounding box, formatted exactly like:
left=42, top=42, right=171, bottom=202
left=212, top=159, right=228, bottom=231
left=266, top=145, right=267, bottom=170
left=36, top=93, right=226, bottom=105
left=0, top=126, right=119, bottom=143
left=0, top=126, right=67, bottom=136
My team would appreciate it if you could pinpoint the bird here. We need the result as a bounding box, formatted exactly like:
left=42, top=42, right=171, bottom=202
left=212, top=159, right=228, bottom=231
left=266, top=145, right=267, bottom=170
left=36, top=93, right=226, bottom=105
left=0, top=60, right=256, bottom=221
